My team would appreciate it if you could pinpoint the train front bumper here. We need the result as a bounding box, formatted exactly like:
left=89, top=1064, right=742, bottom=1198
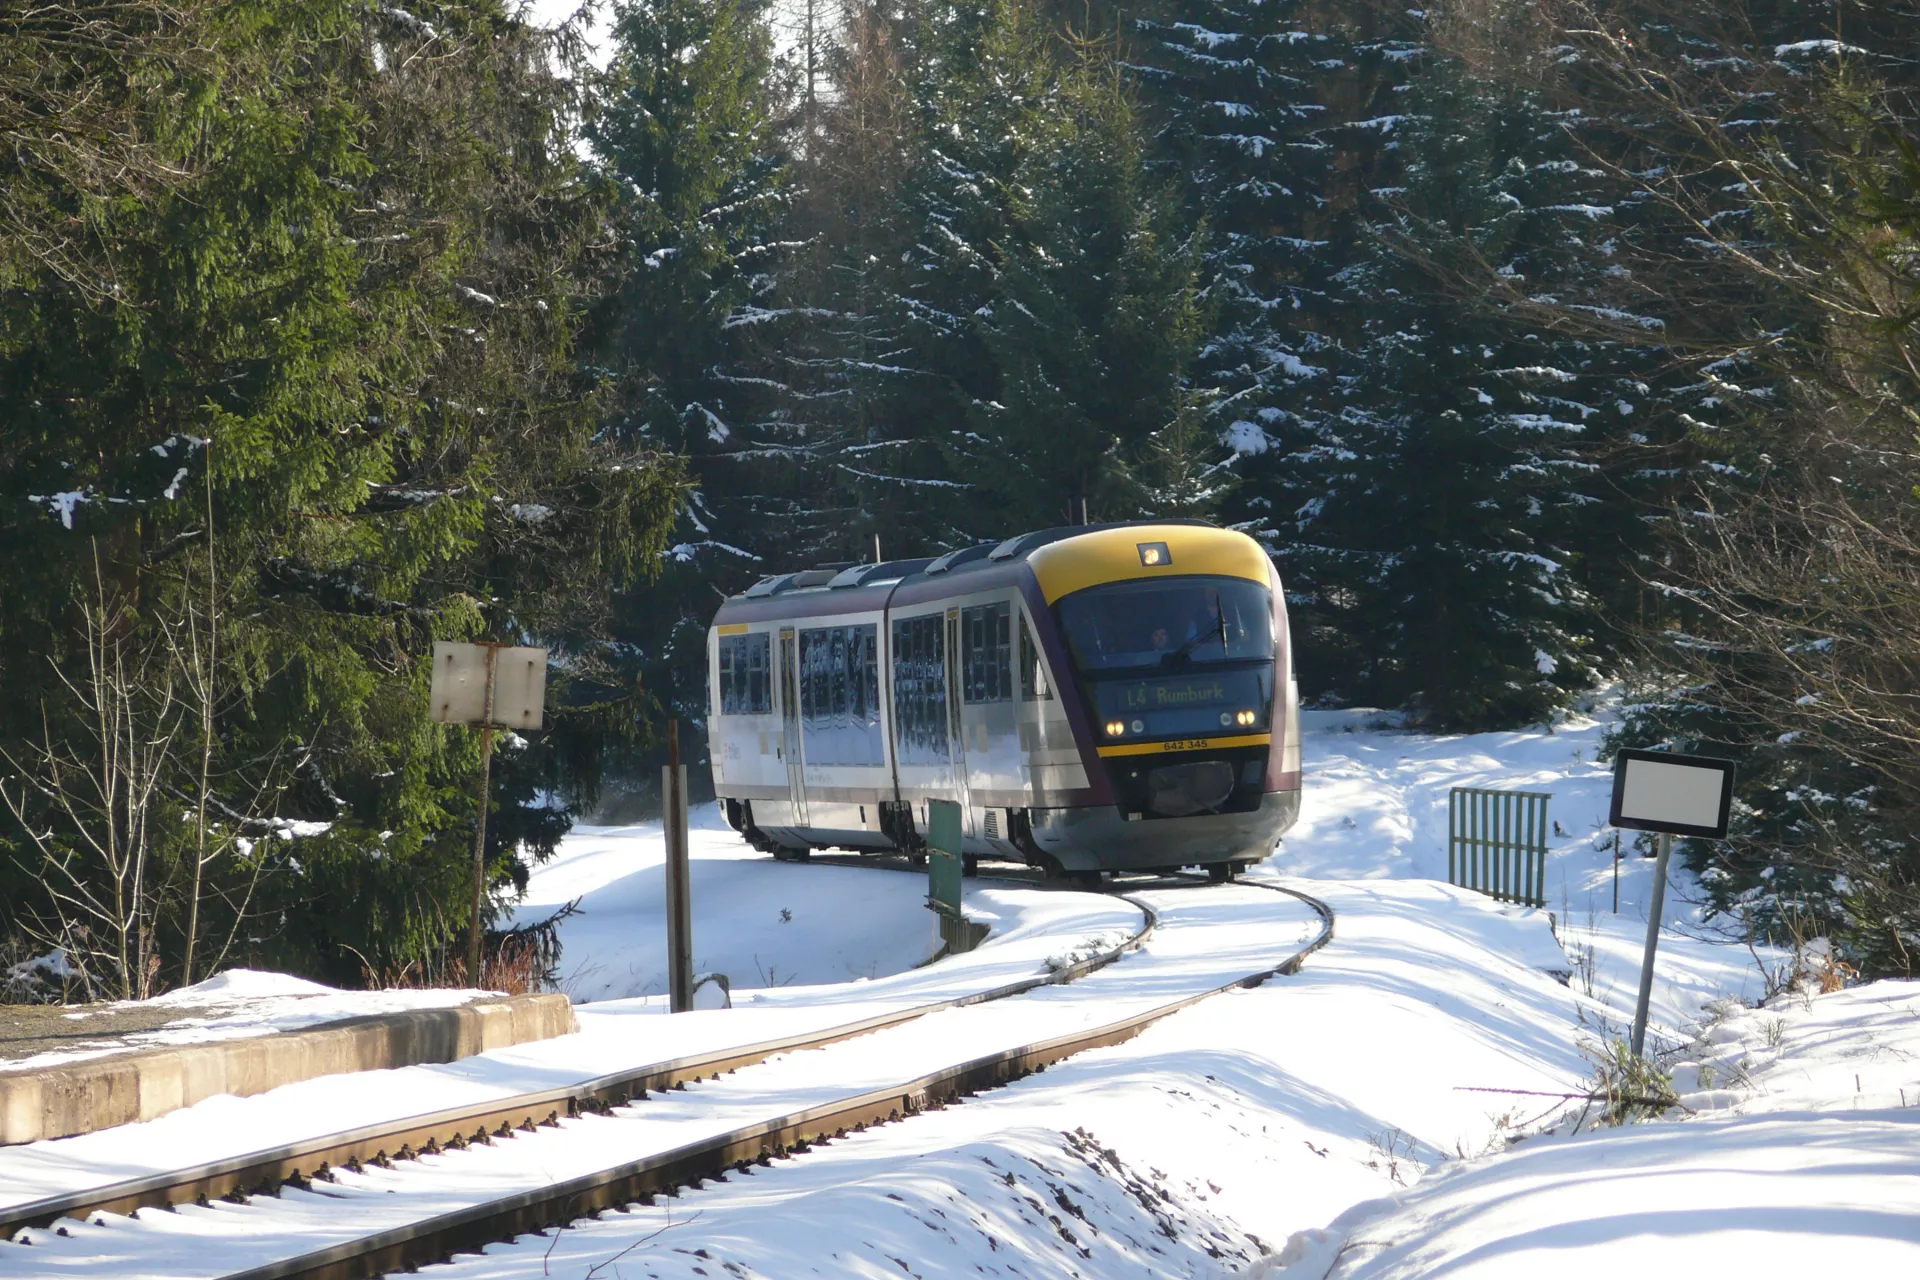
left=1025, top=788, right=1302, bottom=872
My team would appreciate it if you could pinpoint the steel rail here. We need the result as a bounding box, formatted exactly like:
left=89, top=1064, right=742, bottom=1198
left=213, top=881, right=1332, bottom=1280
left=0, top=894, right=1158, bottom=1237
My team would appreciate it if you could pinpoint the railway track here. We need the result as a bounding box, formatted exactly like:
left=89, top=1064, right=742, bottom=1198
left=0, top=889, right=1157, bottom=1238
left=4, top=875, right=1331, bottom=1280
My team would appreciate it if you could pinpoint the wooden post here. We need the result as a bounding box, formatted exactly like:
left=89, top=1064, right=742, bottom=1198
left=466, top=644, right=498, bottom=984
left=664, top=720, right=695, bottom=1012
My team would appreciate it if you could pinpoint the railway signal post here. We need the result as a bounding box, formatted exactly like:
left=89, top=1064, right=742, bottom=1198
left=429, top=641, right=548, bottom=983
left=1609, top=748, right=1736, bottom=1058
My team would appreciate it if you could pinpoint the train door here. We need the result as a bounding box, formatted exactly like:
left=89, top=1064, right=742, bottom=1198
left=779, top=627, right=808, bottom=827
left=943, top=608, right=974, bottom=835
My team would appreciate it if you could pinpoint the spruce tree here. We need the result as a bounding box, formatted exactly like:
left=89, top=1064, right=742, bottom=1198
left=0, top=0, right=684, bottom=985
left=869, top=0, right=1208, bottom=535
left=1130, top=0, right=1341, bottom=496
left=589, top=0, right=790, bottom=728
left=1291, top=60, right=1659, bottom=727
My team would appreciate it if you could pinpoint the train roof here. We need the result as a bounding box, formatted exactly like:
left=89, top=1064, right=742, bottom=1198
left=723, top=519, right=1268, bottom=610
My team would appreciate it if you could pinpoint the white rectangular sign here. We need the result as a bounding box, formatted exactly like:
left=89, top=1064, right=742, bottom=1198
left=429, top=642, right=547, bottom=730
left=1610, top=748, right=1735, bottom=839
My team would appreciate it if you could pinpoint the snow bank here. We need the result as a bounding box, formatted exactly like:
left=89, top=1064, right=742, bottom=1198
left=1286, top=703, right=1782, bottom=1032
left=1255, top=979, right=1920, bottom=1279
left=146, top=969, right=336, bottom=1004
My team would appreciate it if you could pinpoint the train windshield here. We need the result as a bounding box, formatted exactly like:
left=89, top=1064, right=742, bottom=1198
left=1055, top=577, right=1274, bottom=674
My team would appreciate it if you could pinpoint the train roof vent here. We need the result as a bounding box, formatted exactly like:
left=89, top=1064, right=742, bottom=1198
left=743, top=574, right=792, bottom=598
left=987, top=536, right=1023, bottom=560
left=827, top=564, right=873, bottom=588
left=924, top=544, right=995, bottom=575
left=786, top=569, right=839, bottom=589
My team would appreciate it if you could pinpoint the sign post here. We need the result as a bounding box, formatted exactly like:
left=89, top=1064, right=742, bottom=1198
left=925, top=799, right=982, bottom=955
left=429, top=641, right=548, bottom=983
left=663, top=720, right=695, bottom=1013
left=1609, top=748, right=1736, bottom=1058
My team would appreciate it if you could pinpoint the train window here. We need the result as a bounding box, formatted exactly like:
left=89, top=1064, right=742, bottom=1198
left=1056, top=577, right=1273, bottom=673
left=1019, top=614, right=1052, bottom=700
left=961, top=602, right=1012, bottom=703
left=718, top=633, right=771, bottom=715
left=798, top=624, right=884, bottom=766
left=891, top=614, right=949, bottom=765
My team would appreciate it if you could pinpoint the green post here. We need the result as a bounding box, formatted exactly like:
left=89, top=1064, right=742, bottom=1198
left=927, top=799, right=964, bottom=917
left=925, top=799, right=981, bottom=954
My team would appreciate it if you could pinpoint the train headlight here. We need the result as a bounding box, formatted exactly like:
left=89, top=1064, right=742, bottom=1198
left=1130, top=719, right=1145, bottom=734
left=1235, top=709, right=1257, bottom=726
left=1105, top=720, right=1126, bottom=736
left=1219, top=712, right=1233, bottom=727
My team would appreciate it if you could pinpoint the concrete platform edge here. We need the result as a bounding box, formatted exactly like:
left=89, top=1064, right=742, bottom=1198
left=0, top=993, right=578, bottom=1145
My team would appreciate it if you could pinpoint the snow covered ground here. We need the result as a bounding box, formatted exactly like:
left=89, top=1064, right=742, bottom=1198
left=11, top=700, right=1912, bottom=1279
left=427, top=702, right=1908, bottom=1280
left=0, top=880, right=1139, bottom=1216
left=519, top=702, right=1763, bottom=1024
left=1255, top=976, right=1920, bottom=1279
left=0, top=971, right=493, bottom=1073
left=4, top=885, right=1325, bottom=1276
left=505, top=808, right=974, bottom=1004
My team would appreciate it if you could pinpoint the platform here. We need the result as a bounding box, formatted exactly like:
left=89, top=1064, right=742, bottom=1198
left=0, top=993, right=577, bottom=1145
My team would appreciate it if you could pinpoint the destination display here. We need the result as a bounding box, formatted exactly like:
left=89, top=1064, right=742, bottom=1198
left=1091, top=666, right=1273, bottom=740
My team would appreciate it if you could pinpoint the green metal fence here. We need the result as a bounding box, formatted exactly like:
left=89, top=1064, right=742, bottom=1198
left=1448, top=788, right=1551, bottom=908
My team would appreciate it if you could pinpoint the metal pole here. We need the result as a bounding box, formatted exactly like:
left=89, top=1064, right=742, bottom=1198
left=1612, top=830, right=1621, bottom=914
left=664, top=720, right=695, bottom=1012
left=467, top=644, right=498, bottom=984
left=1629, top=831, right=1674, bottom=1058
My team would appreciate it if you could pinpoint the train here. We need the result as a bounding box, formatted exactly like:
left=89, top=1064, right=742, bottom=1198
left=706, top=521, right=1301, bottom=882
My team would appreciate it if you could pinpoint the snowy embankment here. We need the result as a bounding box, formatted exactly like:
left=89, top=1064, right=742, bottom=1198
left=1257, top=978, right=1920, bottom=1279
left=1287, top=705, right=1777, bottom=1034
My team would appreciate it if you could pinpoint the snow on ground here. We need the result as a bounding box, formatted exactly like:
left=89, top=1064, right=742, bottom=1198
left=4, top=886, right=1326, bottom=1276
left=506, top=809, right=964, bottom=1003
left=12, top=698, right=1883, bottom=1280
left=408, top=703, right=1856, bottom=1280
left=1665, top=976, right=1920, bottom=1117
left=0, top=885, right=1139, bottom=1214
left=362, top=880, right=1603, bottom=1280
left=0, top=970, right=493, bottom=1073
left=1255, top=977, right=1920, bottom=1279
left=1291, top=703, right=1779, bottom=1033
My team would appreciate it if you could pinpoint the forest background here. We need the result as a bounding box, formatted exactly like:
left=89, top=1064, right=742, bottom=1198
left=4, top=0, right=1919, bottom=1000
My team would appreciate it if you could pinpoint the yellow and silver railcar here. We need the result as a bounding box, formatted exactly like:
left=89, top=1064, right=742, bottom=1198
left=707, top=522, right=1301, bottom=880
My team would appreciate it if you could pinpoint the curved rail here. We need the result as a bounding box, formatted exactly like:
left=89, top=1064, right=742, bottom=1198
left=219, top=881, right=1333, bottom=1280
left=0, top=894, right=1158, bottom=1237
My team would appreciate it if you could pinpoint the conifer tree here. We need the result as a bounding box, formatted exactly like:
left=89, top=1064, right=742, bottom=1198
left=870, top=0, right=1208, bottom=535
left=1291, top=60, right=1659, bottom=727
left=0, top=0, right=684, bottom=984
left=1130, top=0, right=1342, bottom=488
left=590, top=0, right=790, bottom=726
